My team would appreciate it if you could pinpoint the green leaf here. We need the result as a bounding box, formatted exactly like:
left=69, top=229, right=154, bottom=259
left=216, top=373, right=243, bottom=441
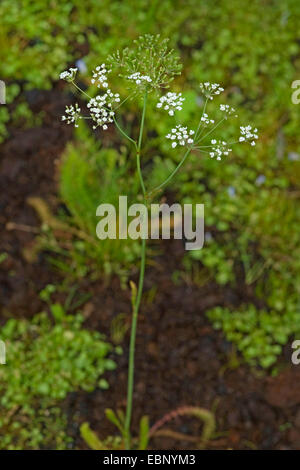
left=105, top=408, right=124, bottom=434
left=50, top=303, right=66, bottom=322
left=80, top=422, right=107, bottom=450
left=138, top=415, right=149, bottom=450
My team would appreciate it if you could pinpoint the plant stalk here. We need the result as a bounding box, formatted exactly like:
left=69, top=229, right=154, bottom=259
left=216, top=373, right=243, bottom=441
left=124, top=91, right=148, bottom=449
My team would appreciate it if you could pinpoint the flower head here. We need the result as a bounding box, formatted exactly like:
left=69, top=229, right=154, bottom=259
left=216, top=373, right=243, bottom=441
left=199, top=82, right=224, bottom=100
left=201, top=112, right=215, bottom=126
left=219, top=104, right=237, bottom=118
left=91, top=64, right=111, bottom=89
left=209, top=139, right=232, bottom=160
left=127, top=72, right=152, bottom=86
left=61, top=103, right=81, bottom=127
left=87, top=90, right=120, bottom=130
left=239, top=125, right=258, bottom=146
left=166, top=125, right=195, bottom=148
left=60, top=67, right=78, bottom=82
left=107, top=35, right=181, bottom=91
left=157, top=92, right=185, bottom=116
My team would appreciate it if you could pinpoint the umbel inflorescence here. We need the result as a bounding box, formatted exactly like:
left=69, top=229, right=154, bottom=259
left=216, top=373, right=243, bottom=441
left=60, top=36, right=258, bottom=161
left=59, top=35, right=258, bottom=451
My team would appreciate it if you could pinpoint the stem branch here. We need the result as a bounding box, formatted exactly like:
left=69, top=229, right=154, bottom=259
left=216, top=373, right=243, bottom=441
left=148, top=147, right=191, bottom=197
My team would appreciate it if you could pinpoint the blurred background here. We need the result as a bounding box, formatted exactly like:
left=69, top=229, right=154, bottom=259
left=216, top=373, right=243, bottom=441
left=0, top=0, right=300, bottom=450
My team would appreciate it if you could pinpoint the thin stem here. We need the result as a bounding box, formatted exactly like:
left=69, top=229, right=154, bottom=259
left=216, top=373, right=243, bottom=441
left=136, top=152, right=146, bottom=196
left=115, top=93, right=134, bottom=111
left=124, top=90, right=148, bottom=449
left=198, top=117, right=225, bottom=143
left=195, top=96, right=209, bottom=141
left=124, top=237, right=146, bottom=449
left=71, top=81, right=92, bottom=100
left=148, top=147, right=192, bottom=197
left=135, top=92, right=148, bottom=197
left=147, top=97, right=209, bottom=199
left=113, top=116, right=137, bottom=148
left=138, top=92, right=148, bottom=151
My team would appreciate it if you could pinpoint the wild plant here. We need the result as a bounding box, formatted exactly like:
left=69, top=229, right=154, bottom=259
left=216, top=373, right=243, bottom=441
left=60, top=34, right=257, bottom=449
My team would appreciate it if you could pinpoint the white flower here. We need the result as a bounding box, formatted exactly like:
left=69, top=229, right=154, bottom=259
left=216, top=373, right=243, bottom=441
left=127, top=72, right=152, bottom=85
left=219, top=104, right=237, bottom=118
left=157, top=92, right=185, bottom=116
left=87, top=90, right=120, bottom=130
left=60, top=67, right=78, bottom=82
left=239, top=125, right=258, bottom=146
left=209, top=140, right=232, bottom=160
left=61, top=103, right=81, bottom=127
left=166, top=125, right=195, bottom=148
left=199, top=82, right=224, bottom=100
left=91, top=63, right=111, bottom=89
left=200, top=112, right=215, bottom=125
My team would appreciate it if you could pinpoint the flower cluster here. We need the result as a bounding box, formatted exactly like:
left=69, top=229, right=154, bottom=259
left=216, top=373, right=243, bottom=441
left=166, top=125, right=195, bottom=148
left=91, top=64, right=111, bottom=89
left=60, top=67, right=78, bottom=82
left=61, top=103, right=81, bottom=127
left=127, top=72, right=152, bottom=85
left=239, top=125, right=258, bottom=146
left=220, top=104, right=237, bottom=118
left=209, top=139, right=232, bottom=160
left=87, top=91, right=120, bottom=130
left=199, top=82, right=224, bottom=100
left=157, top=92, right=185, bottom=116
left=201, top=112, right=215, bottom=125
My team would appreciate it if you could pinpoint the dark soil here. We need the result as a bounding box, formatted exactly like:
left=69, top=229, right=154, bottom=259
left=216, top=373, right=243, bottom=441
left=0, top=89, right=300, bottom=450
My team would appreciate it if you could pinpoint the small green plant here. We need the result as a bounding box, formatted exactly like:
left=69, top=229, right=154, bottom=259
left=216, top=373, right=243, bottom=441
left=80, top=406, right=215, bottom=450
left=59, top=34, right=257, bottom=450
left=207, top=304, right=300, bottom=368
left=58, top=123, right=141, bottom=283
left=0, top=304, right=119, bottom=449
left=80, top=411, right=149, bottom=450
left=174, top=151, right=300, bottom=366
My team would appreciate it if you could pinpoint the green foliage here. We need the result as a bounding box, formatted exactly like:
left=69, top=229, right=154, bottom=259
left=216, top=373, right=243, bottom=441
left=2, top=0, right=300, bottom=369
left=80, top=422, right=110, bottom=450
left=53, top=124, right=140, bottom=282
left=80, top=422, right=123, bottom=450
left=0, top=305, right=118, bottom=449
left=207, top=304, right=300, bottom=368
left=170, top=148, right=300, bottom=366
left=80, top=411, right=149, bottom=450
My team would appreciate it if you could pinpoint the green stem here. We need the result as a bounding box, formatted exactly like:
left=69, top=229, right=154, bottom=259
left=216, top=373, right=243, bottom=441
left=148, top=147, right=192, bottom=197
left=195, top=96, right=208, bottom=141
left=199, top=117, right=225, bottom=142
left=71, top=81, right=92, bottom=100
left=124, top=90, right=148, bottom=449
left=113, top=116, right=137, bottom=148
left=147, top=97, right=210, bottom=199
left=124, top=237, right=146, bottom=449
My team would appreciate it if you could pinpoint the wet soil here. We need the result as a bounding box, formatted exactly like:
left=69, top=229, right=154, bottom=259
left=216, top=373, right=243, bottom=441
left=0, top=89, right=299, bottom=450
